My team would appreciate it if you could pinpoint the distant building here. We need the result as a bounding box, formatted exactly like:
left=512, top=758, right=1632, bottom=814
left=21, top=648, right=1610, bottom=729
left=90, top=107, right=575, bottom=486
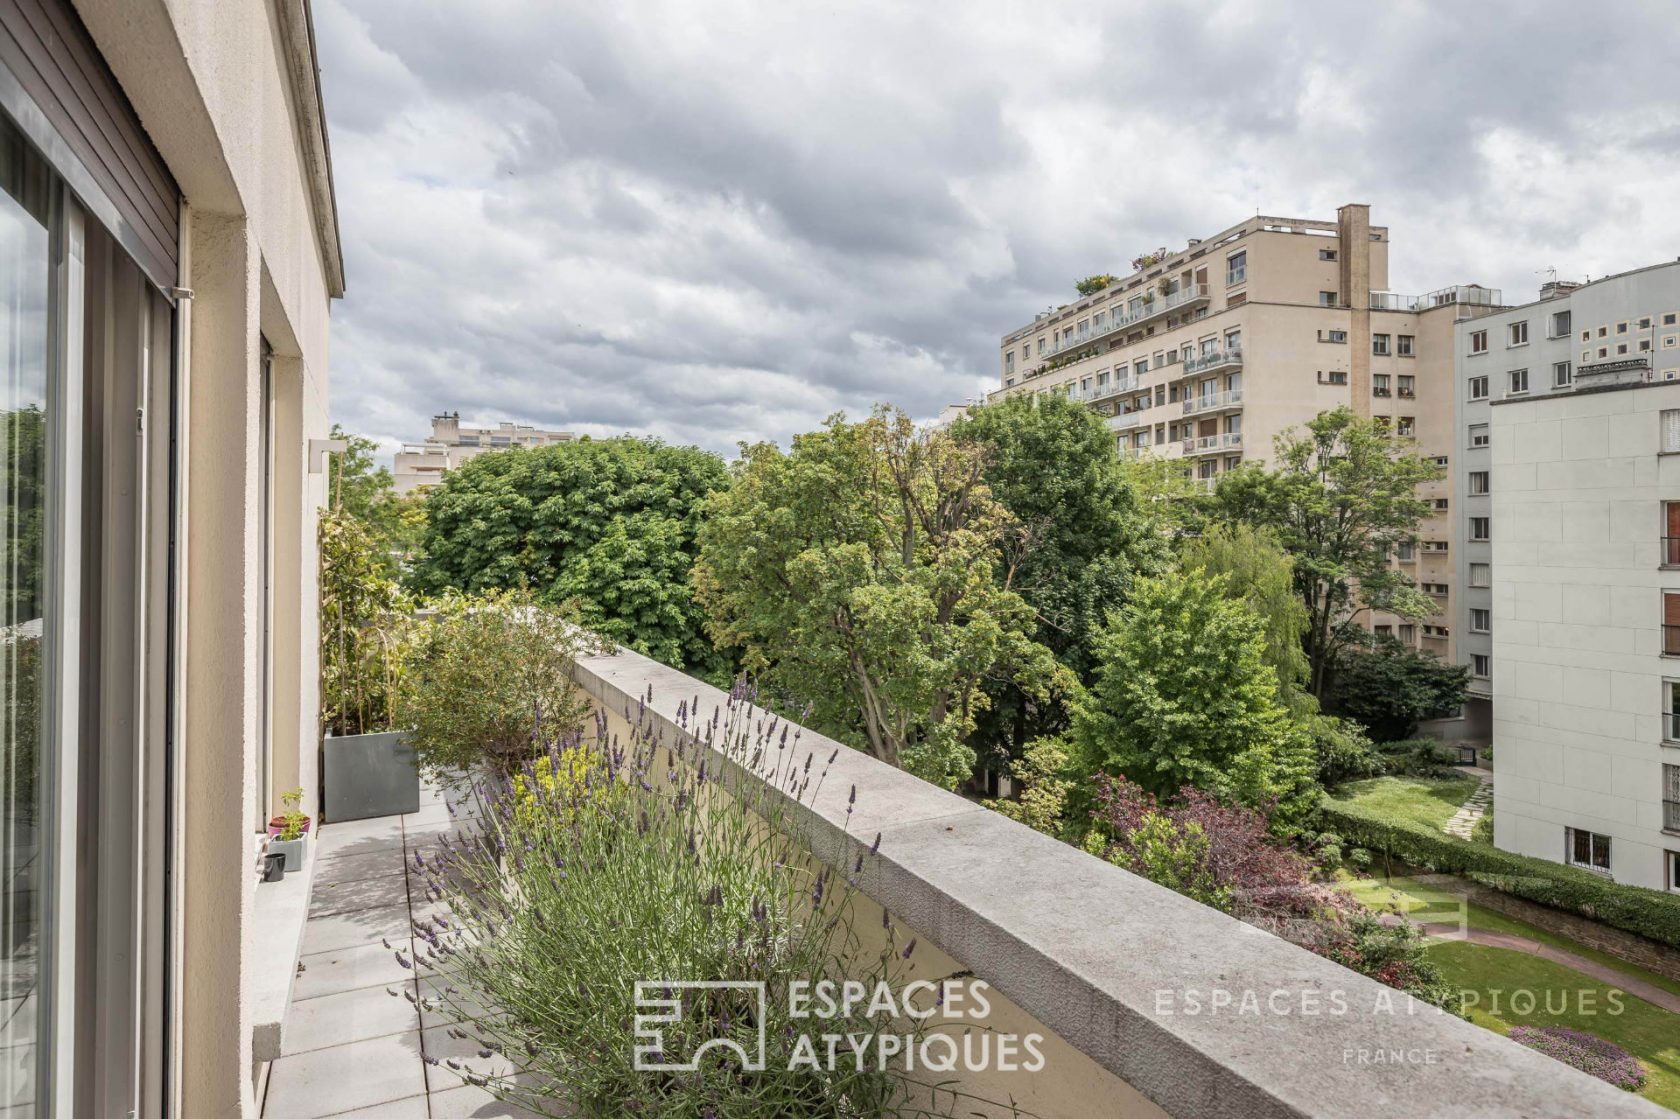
left=991, top=204, right=1502, bottom=662
left=393, top=412, right=577, bottom=493
left=1488, top=353, right=1680, bottom=892
left=1456, top=260, right=1680, bottom=743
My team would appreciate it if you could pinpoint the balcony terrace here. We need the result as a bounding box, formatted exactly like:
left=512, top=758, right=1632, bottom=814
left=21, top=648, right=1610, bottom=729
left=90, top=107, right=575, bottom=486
left=1030, top=284, right=1213, bottom=364
left=1181, top=345, right=1243, bottom=379
left=1182, top=388, right=1243, bottom=417
left=1182, top=431, right=1243, bottom=455
left=263, top=643, right=1674, bottom=1119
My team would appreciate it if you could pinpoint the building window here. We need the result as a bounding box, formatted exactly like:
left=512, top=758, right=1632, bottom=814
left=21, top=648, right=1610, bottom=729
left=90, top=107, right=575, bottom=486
left=1551, top=310, right=1572, bottom=338
left=1470, top=424, right=1490, bottom=448
left=1469, top=470, right=1490, bottom=495
left=1470, top=516, right=1491, bottom=541
left=1226, top=251, right=1247, bottom=286
left=1432, top=455, right=1449, bottom=468
left=1664, top=410, right=1680, bottom=454
left=1398, top=624, right=1415, bottom=643
left=1398, top=374, right=1415, bottom=397
left=1554, top=361, right=1573, bottom=388
left=1319, top=248, right=1337, bottom=261
left=1434, top=497, right=1449, bottom=511
left=1373, top=374, right=1391, bottom=396
left=1470, top=329, right=1488, bottom=354
left=1470, top=608, right=1491, bottom=633
left=1372, top=333, right=1390, bottom=356
left=1472, top=654, right=1491, bottom=678
left=1397, top=416, right=1416, bottom=437
left=1508, top=368, right=1529, bottom=395
left=1665, top=682, right=1680, bottom=742
left=1396, top=541, right=1416, bottom=561
left=1665, top=763, right=1680, bottom=833
left=1617, top=321, right=1629, bottom=335
left=1037, top=338, right=1046, bottom=355
left=1397, top=334, right=1415, bottom=357
left=1320, top=369, right=1348, bottom=385
left=1469, top=375, right=1489, bottom=400
left=1509, top=321, right=1529, bottom=346
left=1665, top=502, right=1680, bottom=567
left=1666, top=591, right=1680, bottom=656
left=1470, top=562, right=1491, bottom=587
left=1005, top=352, right=1014, bottom=373
left=1322, top=329, right=1348, bottom=344
left=1669, top=850, right=1680, bottom=892
left=1566, top=827, right=1612, bottom=873
left=1319, top=290, right=1337, bottom=307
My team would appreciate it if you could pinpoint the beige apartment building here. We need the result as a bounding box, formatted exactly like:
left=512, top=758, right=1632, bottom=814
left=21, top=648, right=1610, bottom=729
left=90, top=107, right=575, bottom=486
left=993, top=205, right=1501, bottom=661
left=393, top=411, right=576, bottom=492
left=0, top=0, right=343, bottom=1114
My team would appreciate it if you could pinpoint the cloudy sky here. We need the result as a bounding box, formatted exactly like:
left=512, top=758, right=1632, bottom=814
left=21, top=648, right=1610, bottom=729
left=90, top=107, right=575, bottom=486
left=316, top=0, right=1680, bottom=461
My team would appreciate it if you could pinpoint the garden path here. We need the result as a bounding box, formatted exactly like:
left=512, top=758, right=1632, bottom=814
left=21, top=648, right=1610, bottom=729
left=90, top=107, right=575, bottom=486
left=1442, top=771, right=1493, bottom=840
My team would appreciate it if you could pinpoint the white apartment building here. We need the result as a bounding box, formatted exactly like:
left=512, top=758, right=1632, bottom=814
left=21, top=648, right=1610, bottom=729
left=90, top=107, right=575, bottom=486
left=1456, top=261, right=1680, bottom=743
left=393, top=411, right=576, bottom=492
left=1489, top=359, right=1680, bottom=892
left=994, top=205, right=1500, bottom=661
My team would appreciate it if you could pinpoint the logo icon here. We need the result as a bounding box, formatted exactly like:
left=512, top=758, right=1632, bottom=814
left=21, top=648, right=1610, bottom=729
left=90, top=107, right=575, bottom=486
left=633, top=980, right=767, bottom=1072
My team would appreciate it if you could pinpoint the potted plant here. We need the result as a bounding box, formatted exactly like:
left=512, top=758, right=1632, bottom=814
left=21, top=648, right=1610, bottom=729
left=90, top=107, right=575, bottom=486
left=319, top=505, right=420, bottom=822
left=266, top=788, right=311, bottom=874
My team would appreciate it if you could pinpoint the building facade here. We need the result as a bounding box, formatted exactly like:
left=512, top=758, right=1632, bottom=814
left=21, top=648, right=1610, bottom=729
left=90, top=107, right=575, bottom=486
left=992, top=205, right=1499, bottom=661
left=0, top=0, right=343, bottom=1113
left=1488, top=368, right=1680, bottom=892
left=1456, top=262, right=1680, bottom=744
left=393, top=412, right=575, bottom=492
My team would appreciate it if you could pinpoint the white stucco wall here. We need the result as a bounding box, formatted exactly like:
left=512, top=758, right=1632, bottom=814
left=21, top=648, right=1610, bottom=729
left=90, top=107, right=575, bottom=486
left=1490, top=379, right=1680, bottom=892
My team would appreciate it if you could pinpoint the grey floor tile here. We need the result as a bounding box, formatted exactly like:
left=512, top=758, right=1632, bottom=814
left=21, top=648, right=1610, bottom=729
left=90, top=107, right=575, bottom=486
left=418, top=975, right=489, bottom=1029
left=316, top=817, right=406, bottom=859
left=313, top=847, right=407, bottom=884
left=294, top=942, right=417, bottom=1001
left=299, top=903, right=413, bottom=957
left=311, top=1097, right=429, bottom=1119
left=282, top=982, right=421, bottom=1055
left=420, top=1024, right=519, bottom=1093
left=309, top=872, right=410, bottom=919
left=427, top=1084, right=550, bottom=1118
left=262, top=1031, right=427, bottom=1119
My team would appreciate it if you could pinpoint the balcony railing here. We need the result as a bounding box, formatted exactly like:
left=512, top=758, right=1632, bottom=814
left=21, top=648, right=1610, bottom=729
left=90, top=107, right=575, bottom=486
left=1369, top=285, right=1504, bottom=312
left=1182, top=345, right=1243, bottom=377
left=1666, top=799, right=1680, bottom=832
left=1034, top=284, right=1213, bottom=361
left=1106, top=410, right=1153, bottom=433
left=1072, top=375, right=1137, bottom=404
left=1182, top=388, right=1244, bottom=416
left=1182, top=431, right=1243, bottom=455
left=1666, top=625, right=1680, bottom=656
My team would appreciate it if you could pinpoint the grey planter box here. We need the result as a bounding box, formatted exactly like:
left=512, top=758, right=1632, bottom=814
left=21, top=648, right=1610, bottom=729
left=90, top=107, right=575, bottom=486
left=323, top=731, right=419, bottom=822
left=267, top=835, right=308, bottom=874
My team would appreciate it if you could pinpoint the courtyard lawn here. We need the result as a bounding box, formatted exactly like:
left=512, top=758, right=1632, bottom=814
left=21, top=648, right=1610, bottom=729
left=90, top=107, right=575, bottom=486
left=1343, top=872, right=1680, bottom=1001
left=1324, top=773, right=1481, bottom=832
left=1427, top=942, right=1680, bottom=1113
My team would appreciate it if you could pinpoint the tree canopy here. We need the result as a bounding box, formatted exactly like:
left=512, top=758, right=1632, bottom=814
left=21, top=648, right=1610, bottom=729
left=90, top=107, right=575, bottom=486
left=407, top=436, right=729, bottom=676
left=692, top=407, right=1067, bottom=789
left=949, top=393, right=1165, bottom=761
left=1070, top=568, right=1319, bottom=831
left=1212, top=407, right=1439, bottom=696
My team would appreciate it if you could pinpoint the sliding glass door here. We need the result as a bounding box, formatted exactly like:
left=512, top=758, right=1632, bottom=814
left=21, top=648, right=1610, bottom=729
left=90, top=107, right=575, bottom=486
left=0, top=105, right=174, bottom=1118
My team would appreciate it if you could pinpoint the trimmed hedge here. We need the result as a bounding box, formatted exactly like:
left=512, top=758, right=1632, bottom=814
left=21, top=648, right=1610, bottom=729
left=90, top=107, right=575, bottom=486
left=1318, top=797, right=1680, bottom=949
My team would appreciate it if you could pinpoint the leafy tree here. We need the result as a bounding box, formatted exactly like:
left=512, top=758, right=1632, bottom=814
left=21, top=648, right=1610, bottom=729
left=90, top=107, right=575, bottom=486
left=949, top=394, right=1165, bottom=762
left=1069, top=568, right=1318, bottom=830
left=409, top=437, right=729, bottom=676
left=692, top=407, right=1067, bottom=789
left=986, top=736, right=1076, bottom=839
left=1180, top=523, right=1308, bottom=706
left=1213, top=407, right=1440, bottom=697
left=325, top=424, right=420, bottom=571
left=1075, top=274, right=1118, bottom=296
left=1327, top=636, right=1469, bottom=741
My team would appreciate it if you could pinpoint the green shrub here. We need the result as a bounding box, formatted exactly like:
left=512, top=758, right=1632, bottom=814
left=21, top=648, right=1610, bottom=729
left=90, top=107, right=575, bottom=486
left=1376, top=736, right=1458, bottom=777
left=398, top=590, right=592, bottom=778
left=1318, top=798, right=1680, bottom=949
left=1471, top=809, right=1494, bottom=846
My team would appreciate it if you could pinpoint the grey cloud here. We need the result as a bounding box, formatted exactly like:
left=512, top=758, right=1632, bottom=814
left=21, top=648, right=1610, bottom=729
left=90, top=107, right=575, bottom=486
left=318, top=0, right=1680, bottom=460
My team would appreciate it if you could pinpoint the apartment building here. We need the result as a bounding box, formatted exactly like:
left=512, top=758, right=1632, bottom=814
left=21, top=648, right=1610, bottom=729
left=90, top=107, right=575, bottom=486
left=393, top=411, right=576, bottom=492
left=993, top=205, right=1499, bottom=660
left=1456, top=261, right=1680, bottom=744
left=0, top=0, right=343, bottom=1114
left=1488, top=361, right=1680, bottom=892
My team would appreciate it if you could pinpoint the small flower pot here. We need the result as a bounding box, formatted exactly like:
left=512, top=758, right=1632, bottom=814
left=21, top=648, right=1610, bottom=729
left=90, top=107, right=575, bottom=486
left=268, top=835, right=308, bottom=875
left=267, top=815, right=312, bottom=839
left=261, top=852, right=286, bottom=882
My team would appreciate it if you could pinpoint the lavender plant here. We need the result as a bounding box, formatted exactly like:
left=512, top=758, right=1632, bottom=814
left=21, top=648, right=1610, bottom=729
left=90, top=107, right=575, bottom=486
left=408, top=680, right=1025, bottom=1118
left=1508, top=1026, right=1646, bottom=1092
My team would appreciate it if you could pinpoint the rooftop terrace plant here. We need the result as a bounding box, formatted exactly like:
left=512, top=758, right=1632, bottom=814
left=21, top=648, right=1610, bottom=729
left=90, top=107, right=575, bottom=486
left=410, top=681, right=1023, bottom=1117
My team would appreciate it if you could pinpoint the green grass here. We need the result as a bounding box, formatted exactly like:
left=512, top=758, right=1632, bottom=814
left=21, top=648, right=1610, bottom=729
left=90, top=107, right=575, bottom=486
left=1428, top=942, right=1680, bottom=1112
left=1324, top=774, right=1480, bottom=832
left=1343, top=872, right=1680, bottom=1000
